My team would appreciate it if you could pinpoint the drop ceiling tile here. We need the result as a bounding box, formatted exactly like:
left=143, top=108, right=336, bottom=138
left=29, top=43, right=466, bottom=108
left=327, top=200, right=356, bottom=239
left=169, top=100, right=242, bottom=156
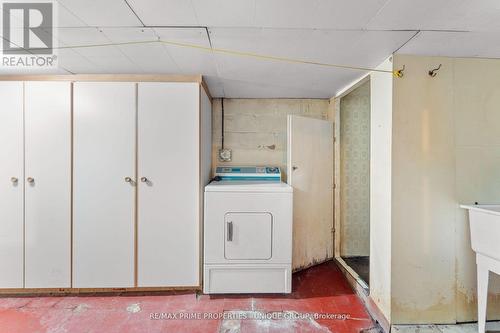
left=209, top=28, right=415, bottom=65
left=100, top=27, right=158, bottom=42
left=203, top=75, right=225, bottom=97
left=397, top=31, right=500, bottom=58
left=56, top=3, right=88, bottom=27
left=99, top=27, right=178, bottom=73
left=218, top=77, right=332, bottom=98
left=154, top=28, right=218, bottom=76
left=367, top=0, right=500, bottom=31
left=211, top=49, right=363, bottom=97
left=211, top=50, right=284, bottom=86
left=57, top=0, right=142, bottom=27
left=126, top=0, right=198, bottom=26
left=57, top=48, right=98, bottom=73
left=115, top=43, right=180, bottom=73
left=0, top=67, right=69, bottom=75
left=208, top=27, right=414, bottom=97
left=254, top=0, right=387, bottom=29
left=57, top=27, right=121, bottom=57
left=81, top=55, right=141, bottom=73
left=191, top=0, right=256, bottom=27
left=56, top=27, right=140, bottom=72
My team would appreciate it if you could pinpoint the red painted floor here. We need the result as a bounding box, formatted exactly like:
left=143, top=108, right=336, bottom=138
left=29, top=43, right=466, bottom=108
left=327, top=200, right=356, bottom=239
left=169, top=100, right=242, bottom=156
left=0, top=261, right=376, bottom=333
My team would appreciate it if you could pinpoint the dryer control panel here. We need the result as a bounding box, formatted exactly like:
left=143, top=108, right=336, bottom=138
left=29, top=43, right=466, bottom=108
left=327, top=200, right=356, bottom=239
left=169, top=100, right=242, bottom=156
left=215, top=166, right=281, bottom=181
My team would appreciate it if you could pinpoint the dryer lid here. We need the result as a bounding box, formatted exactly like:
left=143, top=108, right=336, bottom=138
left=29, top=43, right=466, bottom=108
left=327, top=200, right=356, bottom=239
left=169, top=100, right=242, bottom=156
left=205, top=180, right=293, bottom=193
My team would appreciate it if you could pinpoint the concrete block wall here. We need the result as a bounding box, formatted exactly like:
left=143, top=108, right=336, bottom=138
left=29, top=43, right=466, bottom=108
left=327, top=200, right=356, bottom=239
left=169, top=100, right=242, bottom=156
left=211, top=98, right=330, bottom=181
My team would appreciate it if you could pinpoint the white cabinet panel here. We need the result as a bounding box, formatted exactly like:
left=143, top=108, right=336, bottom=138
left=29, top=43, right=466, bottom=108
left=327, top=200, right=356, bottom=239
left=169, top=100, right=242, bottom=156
left=224, top=213, right=272, bottom=260
left=24, top=82, right=71, bottom=288
left=73, top=82, right=136, bottom=288
left=137, top=82, right=199, bottom=287
left=0, top=82, right=24, bottom=288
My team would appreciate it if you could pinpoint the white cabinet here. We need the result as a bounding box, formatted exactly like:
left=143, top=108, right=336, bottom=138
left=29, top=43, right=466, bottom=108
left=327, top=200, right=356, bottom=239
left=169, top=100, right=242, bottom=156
left=0, top=82, right=24, bottom=288
left=0, top=81, right=71, bottom=289
left=137, top=82, right=200, bottom=287
left=24, top=82, right=71, bottom=288
left=0, top=77, right=210, bottom=291
left=73, top=82, right=136, bottom=288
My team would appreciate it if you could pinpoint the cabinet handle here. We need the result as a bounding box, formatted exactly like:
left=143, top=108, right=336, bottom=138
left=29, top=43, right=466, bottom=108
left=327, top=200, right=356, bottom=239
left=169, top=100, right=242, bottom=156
left=227, top=222, right=233, bottom=242
left=10, top=177, right=18, bottom=183
left=124, top=177, right=132, bottom=183
left=140, top=177, right=148, bottom=183
left=27, top=177, right=34, bottom=183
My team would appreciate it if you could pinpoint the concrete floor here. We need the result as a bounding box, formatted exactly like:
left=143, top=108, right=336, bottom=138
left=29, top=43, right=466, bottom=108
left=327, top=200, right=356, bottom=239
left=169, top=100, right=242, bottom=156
left=342, top=257, right=370, bottom=286
left=0, top=261, right=377, bottom=333
left=393, top=322, right=500, bottom=333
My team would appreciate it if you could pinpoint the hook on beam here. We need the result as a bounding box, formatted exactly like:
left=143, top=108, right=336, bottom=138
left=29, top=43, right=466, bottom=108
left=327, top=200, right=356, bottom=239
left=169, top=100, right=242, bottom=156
left=393, top=65, right=405, bottom=78
left=428, top=64, right=442, bottom=77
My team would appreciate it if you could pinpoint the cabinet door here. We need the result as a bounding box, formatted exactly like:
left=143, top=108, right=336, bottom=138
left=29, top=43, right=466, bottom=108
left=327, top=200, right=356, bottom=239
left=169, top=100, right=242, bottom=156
left=73, top=82, right=136, bottom=288
left=0, top=82, right=24, bottom=288
left=25, top=82, right=71, bottom=288
left=137, top=82, right=199, bottom=287
left=224, top=213, right=273, bottom=260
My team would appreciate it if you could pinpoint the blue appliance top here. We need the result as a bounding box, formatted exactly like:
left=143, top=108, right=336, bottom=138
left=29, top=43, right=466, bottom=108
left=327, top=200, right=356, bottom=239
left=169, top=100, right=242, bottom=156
left=214, top=166, right=282, bottom=181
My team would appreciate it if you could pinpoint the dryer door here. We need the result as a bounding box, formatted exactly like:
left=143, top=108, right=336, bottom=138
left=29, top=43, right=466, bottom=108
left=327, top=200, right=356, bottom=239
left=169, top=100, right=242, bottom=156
left=224, top=212, right=272, bottom=260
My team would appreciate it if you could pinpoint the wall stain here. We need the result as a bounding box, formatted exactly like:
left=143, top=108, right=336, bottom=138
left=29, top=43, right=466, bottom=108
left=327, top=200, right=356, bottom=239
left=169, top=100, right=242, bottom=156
left=392, top=295, right=455, bottom=324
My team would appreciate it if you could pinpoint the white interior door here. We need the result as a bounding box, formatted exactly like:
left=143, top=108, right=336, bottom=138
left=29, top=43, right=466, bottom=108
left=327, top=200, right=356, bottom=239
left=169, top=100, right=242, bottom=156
left=287, top=115, right=334, bottom=270
left=73, top=82, right=136, bottom=288
left=0, top=82, right=24, bottom=288
left=137, top=82, right=199, bottom=287
left=24, top=82, right=71, bottom=288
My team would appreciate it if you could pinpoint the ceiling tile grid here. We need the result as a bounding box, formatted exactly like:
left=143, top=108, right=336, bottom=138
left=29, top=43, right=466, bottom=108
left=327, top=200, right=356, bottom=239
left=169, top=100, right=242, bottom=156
left=2, top=0, right=500, bottom=97
left=57, top=0, right=142, bottom=26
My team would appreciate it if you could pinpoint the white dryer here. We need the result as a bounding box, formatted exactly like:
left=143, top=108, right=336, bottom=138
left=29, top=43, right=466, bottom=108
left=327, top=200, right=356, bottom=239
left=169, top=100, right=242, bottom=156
left=203, top=166, right=293, bottom=294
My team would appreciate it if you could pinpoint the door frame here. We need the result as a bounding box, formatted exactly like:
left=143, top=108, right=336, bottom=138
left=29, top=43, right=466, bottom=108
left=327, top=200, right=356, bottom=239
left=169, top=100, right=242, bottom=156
left=333, top=75, right=371, bottom=291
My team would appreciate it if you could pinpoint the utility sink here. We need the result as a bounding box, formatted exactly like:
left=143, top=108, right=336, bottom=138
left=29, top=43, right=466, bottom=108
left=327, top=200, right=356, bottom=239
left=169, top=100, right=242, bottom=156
left=461, top=204, right=500, bottom=333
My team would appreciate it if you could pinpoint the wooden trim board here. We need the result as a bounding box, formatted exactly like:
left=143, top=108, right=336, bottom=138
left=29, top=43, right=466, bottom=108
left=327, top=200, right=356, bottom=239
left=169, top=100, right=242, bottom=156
left=333, top=98, right=341, bottom=258
left=200, top=79, right=213, bottom=101
left=0, top=74, right=202, bottom=83
left=198, top=85, right=203, bottom=287
left=0, top=73, right=214, bottom=104
left=335, top=258, right=390, bottom=333
left=0, top=286, right=201, bottom=296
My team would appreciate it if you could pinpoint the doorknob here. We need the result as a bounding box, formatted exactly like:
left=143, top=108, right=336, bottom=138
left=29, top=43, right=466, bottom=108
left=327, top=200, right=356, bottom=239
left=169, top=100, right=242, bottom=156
left=140, top=177, right=148, bottom=183
left=10, top=177, right=18, bottom=184
left=27, top=177, right=34, bottom=183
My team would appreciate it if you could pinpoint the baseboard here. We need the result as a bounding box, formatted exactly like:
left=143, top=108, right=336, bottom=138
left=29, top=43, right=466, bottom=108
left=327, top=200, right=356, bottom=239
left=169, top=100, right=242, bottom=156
left=0, top=286, right=201, bottom=297
left=335, top=257, right=390, bottom=333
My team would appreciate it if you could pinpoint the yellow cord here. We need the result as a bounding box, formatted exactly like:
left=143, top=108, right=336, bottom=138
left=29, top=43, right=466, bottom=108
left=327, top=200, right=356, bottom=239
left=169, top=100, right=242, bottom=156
left=52, top=39, right=395, bottom=74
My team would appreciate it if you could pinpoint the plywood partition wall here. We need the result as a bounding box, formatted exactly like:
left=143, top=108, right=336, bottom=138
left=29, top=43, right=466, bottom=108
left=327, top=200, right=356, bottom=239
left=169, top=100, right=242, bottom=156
left=287, top=115, right=334, bottom=271
left=391, top=55, right=500, bottom=324
left=369, top=57, right=393, bottom=324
